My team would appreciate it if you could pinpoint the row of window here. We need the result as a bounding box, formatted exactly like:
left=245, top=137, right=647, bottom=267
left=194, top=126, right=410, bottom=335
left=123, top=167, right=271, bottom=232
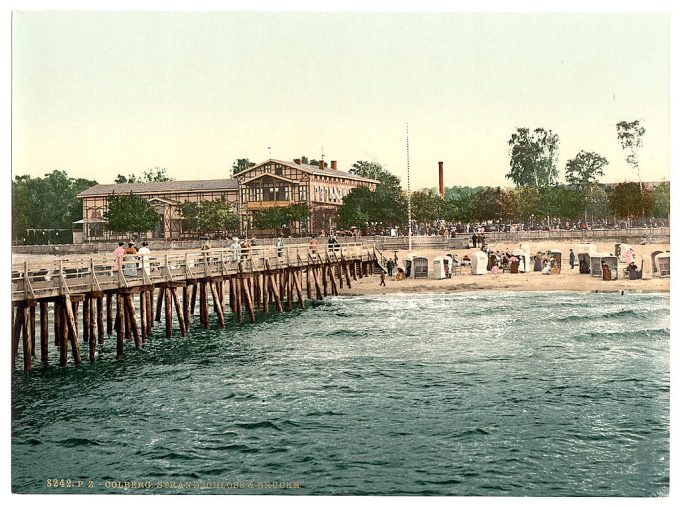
left=240, top=185, right=308, bottom=203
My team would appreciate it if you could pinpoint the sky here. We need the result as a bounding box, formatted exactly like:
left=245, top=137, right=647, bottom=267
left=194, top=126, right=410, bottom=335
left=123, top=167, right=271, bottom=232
left=9, top=9, right=673, bottom=192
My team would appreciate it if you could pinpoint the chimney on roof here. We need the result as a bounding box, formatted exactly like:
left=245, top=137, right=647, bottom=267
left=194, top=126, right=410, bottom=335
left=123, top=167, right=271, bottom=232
left=331, top=160, right=337, bottom=171
left=438, top=161, right=444, bottom=199
left=293, top=158, right=301, bottom=165
left=319, top=160, right=324, bottom=171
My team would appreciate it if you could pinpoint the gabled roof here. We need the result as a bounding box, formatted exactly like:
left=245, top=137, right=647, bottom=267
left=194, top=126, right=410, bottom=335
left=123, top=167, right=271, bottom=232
left=243, top=159, right=380, bottom=184
left=241, top=172, right=299, bottom=185
left=77, top=178, right=239, bottom=198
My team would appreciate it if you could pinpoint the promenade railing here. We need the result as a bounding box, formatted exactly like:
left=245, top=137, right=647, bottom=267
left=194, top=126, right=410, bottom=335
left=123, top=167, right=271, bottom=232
left=11, top=242, right=371, bottom=302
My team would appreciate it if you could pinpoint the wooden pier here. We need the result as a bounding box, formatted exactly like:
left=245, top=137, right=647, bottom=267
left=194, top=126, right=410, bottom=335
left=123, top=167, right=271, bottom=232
left=11, top=242, right=380, bottom=373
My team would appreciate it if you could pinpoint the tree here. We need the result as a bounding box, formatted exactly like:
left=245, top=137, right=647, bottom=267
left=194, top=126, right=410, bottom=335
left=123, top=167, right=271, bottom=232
left=582, top=184, right=610, bottom=223
left=473, top=187, right=503, bottom=221
left=115, top=167, right=173, bottom=183
left=608, top=182, right=653, bottom=220
left=652, top=182, right=670, bottom=219
left=181, top=199, right=239, bottom=235
left=616, top=120, right=646, bottom=184
left=564, top=151, right=608, bottom=186
left=506, top=127, right=560, bottom=187
left=349, top=161, right=402, bottom=191
left=410, top=189, right=442, bottom=223
left=11, top=170, right=98, bottom=243
left=232, top=159, right=256, bottom=176
left=104, top=194, right=159, bottom=234
left=252, top=204, right=310, bottom=233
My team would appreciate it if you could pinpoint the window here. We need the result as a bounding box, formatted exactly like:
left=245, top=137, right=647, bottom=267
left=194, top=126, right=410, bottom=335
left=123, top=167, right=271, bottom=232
left=299, top=186, right=307, bottom=201
left=275, top=164, right=283, bottom=176
left=241, top=188, right=249, bottom=203
left=255, top=187, right=263, bottom=201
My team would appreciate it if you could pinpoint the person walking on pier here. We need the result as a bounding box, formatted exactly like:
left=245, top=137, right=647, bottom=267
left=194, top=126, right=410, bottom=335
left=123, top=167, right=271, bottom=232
left=276, top=237, right=285, bottom=258
left=230, top=237, right=241, bottom=262
left=138, top=241, right=151, bottom=276
left=113, top=242, right=125, bottom=274
left=124, top=242, right=138, bottom=277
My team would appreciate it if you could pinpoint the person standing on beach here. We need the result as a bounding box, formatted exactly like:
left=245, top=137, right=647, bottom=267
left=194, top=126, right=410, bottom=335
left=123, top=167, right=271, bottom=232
left=386, top=258, right=395, bottom=277
left=379, top=272, right=386, bottom=286
left=569, top=249, right=576, bottom=269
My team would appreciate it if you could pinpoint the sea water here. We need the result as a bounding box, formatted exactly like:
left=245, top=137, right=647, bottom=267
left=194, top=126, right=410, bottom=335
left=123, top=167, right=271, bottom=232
left=11, top=291, right=670, bottom=496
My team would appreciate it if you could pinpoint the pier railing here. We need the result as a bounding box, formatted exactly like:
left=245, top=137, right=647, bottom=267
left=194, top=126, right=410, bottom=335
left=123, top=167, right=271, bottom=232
left=11, top=242, right=371, bottom=303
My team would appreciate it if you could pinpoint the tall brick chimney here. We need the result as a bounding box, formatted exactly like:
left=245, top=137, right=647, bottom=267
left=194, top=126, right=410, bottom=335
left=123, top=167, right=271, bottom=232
left=319, top=160, right=324, bottom=171
left=438, top=161, right=444, bottom=199
left=293, top=158, right=301, bottom=165
left=331, top=160, right=337, bottom=171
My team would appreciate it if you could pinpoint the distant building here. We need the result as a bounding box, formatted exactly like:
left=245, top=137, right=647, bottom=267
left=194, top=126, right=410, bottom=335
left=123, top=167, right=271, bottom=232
left=76, top=158, right=378, bottom=242
left=77, top=179, right=239, bottom=242
left=235, top=159, right=378, bottom=236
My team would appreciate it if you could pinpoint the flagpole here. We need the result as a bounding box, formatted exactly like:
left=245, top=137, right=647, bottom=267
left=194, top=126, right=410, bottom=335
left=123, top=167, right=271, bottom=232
left=406, top=122, right=412, bottom=252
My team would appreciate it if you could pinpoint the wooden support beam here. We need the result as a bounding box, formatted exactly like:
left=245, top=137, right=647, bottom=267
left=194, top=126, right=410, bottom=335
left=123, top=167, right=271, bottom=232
left=29, top=304, right=36, bottom=358
left=82, top=295, right=90, bottom=343
left=286, top=269, right=294, bottom=311
left=352, top=260, right=358, bottom=281
left=242, top=275, right=256, bottom=323
left=322, top=264, right=328, bottom=296
left=190, top=282, right=198, bottom=316
left=123, top=296, right=132, bottom=342
left=306, top=268, right=312, bottom=300
left=183, top=286, right=190, bottom=332
left=262, top=273, right=270, bottom=314
left=40, top=301, right=49, bottom=364
left=343, top=262, right=352, bottom=289
left=235, top=276, right=243, bottom=322
left=60, top=301, right=68, bottom=367
left=139, top=290, right=147, bottom=341
left=337, top=262, right=343, bottom=289
left=165, top=286, right=173, bottom=337
left=171, top=287, right=187, bottom=336
left=293, top=270, right=305, bottom=309
left=126, top=294, right=141, bottom=350
left=155, top=287, right=165, bottom=322
left=200, top=280, right=209, bottom=328
left=146, top=290, right=153, bottom=333
left=96, top=296, right=105, bottom=345
left=54, top=299, right=62, bottom=346
left=64, top=295, right=82, bottom=366
left=327, top=264, right=338, bottom=296
left=12, top=306, right=23, bottom=371
left=22, top=305, right=33, bottom=373
left=228, top=277, right=236, bottom=314
left=116, top=294, right=124, bottom=359
left=88, top=295, right=96, bottom=361
left=209, top=282, right=225, bottom=328
left=312, top=266, right=323, bottom=300
left=269, top=273, right=283, bottom=313
left=106, top=293, right=113, bottom=335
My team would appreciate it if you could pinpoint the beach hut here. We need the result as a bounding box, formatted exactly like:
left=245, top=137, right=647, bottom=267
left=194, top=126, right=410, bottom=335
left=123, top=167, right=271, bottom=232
left=403, top=254, right=429, bottom=279
left=433, top=256, right=450, bottom=279
left=548, top=250, right=562, bottom=269
left=589, top=253, right=606, bottom=277
left=577, top=253, right=591, bottom=274
left=445, top=254, right=460, bottom=276
left=511, top=249, right=528, bottom=273
left=654, top=253, right=670, bottom=277
left=650, top=250, right=664, bottom=274
left=641, top=254, right=653, bottom=279
left=597, top=256, right=618, bottom=280
left=471, top=251, right=488, bottom=275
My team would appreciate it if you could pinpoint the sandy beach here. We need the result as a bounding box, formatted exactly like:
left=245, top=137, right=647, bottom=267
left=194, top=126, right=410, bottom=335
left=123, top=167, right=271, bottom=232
left=341, top=240, right=671, bottom=295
